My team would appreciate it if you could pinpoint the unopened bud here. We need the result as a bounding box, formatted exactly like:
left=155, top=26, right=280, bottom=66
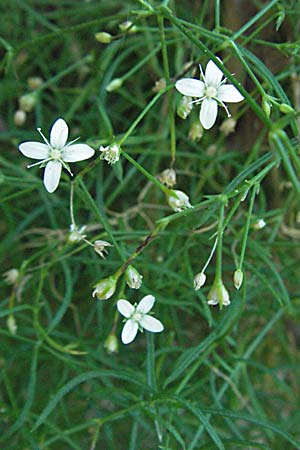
left=14, top=110, right=26, bottom=127
left=194, top=272, right=206, bottom=290
left=7, top=315, right=17, bottom=335
left=207, top=278, right=230, bottom=308
left=104, top=333, right=118, bottom=353
left=99, top=143, right=120, bottom=164
left=233, top=269, right=243, bottom=290
left=95, top=32, right=112, bottom=44
left=3, top=268, right=19, bottom=285
left=262, top=97, right=272, bottom=117
left=106, top=78, right=123, bottom=92
left=177, top=96, right=193, bottom=119
left=219, top=118, right=236, bottom=135
left=68, top=225, right=87, bottom=243
left=253, top=219, right=266, bottom=230
left=125, top=265, right=143, bottom=289
left=158, top=168, right=176, bottom=187
left=166, top=189, right=193, bottom=212
left=152, top=78, right=166, bottom=93
left=188, top=122, right=203, bottom=141
left=27, top=77, right=43, bottom=90
left=119, top=21, right=137, bottom=33
left=279, top=103, right=295, bottom=114
left=19, top=92, right=37, bottom=112
left=92, top=276, right=117, bottom=300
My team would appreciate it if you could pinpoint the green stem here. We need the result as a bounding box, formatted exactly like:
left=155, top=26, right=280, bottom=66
left=157, top=16, right=176, bottom=164
left=238, top=184, right=257, bottom=270
left=215, top=200, right=225, bottom=281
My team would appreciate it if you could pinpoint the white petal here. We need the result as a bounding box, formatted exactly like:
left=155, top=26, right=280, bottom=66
left=175, top=78, right=205, bottom=98
left=50, top=118, right=68, bottom=149
left=62, top=144, right=95, bottom=162
left=43, top=160, right=62, bottom=193
left=200, top=98, right=218, bottom=129
left=140, top=315, right=164, bottom=333
left=217, top=84, right=244, bottom=103
left=19, top=142, right=49, bottom=159
left=137, top=295, right=155, bottom=314
left=121, top=320, right=138, bottom=344
left=205, top=59, right=224, bottom=86
left=117, top=299, right=134, bottom=318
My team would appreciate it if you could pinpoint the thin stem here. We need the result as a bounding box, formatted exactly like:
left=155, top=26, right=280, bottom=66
left=215, top=0, right=220, bottom=30
left=215, top=200, right=225, bottom=281
left=69, top=182, right=76, bottom=227
left=202, top=238, right=218, bottom=274
left=157, top=15, right=176, bottom=165
left=238, top=184, right=257, bottom=270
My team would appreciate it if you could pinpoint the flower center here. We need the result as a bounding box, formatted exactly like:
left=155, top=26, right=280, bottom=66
left=132, top=312, right=143, bottom=322
left=50, top=149, right=62, bottom=160
left=205, top=86, right=217, bottom=98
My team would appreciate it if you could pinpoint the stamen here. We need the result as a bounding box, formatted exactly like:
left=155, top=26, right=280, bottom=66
left=37, top=128, right=51, bottom=147
left=61, top=160, right=73, bottom=176
left=199, top=64, right=206, bottom=86
left=189, top=96, right=205, bottom=105
left=27, top=158, right=51, bottom=168
left=219, top=100, right=231, bottom=117
left=66, top=137, right=80, bottom=147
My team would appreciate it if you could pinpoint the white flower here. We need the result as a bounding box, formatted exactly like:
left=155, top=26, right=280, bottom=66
left=99, top=143, right=120, bottom=164
left=175, top=58, right=244, bottom=129
left=19, top=118, right=95, bottom=193
left=166, top=189, right=193, bottom=212
left=207, top=279, right=230, bottom=308
left=117, top=295, right=164, bottom=344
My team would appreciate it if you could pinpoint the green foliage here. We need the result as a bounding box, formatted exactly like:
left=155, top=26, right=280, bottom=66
left=1, top=0, right=300, bottom=448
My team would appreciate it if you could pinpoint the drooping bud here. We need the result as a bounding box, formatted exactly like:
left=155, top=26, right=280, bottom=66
left=194, top=272, right=206, bottom=290
left=166, top=189, right=193, bottom=212
left=92, top=276, right=117, bottom=300
left=253, top=219, right=266, bottom=230
left=188, top=122, right=203, bottom=141
left=177, top=96, right=193, bottom=119
left=125, top=265, right=143, bottom=289
left=262, top=97, right=272, bottom=117
left=119, top=21, right=137, bottom=33
left=233, top=269, right=243, bottom=290
left=99, top=143, right=120, bottom=164
left=94, top=240, right=112, bottom=258
left=95, top=32, right=112, bottom=44
left=14, top=110, right=26, bottom=127
left=104, top=333, right=118, bottom=353
left=207, top=278, right=230, bottom=308
left=158, top=168, right=176, bottom=187
left=219, top=118, right=236, bottom=135
left=106, top=78, right=123, bottom=92
left=7, top=315, right=17, bottom=335
left=19, top=92, right=37, bottom=112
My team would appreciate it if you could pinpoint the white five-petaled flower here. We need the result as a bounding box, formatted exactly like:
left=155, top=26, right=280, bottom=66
left=175, top=58, right=244, bottom=130
left=117, top=295, right=164, bottom=344
left=18, top=118, right=95, bottom=193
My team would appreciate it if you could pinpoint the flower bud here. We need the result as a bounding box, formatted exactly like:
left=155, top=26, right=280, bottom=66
left=125, top=265, right=143, bottom=289
left=233, top=269, right=243, bottom=290
left=92, top=276, right=117, bottom=300
left=27, top=77, right=43, bottom=90
left=95, top=31, right=112, bottom=44
left=207, top=279, right=230, bottom=308
left=188, top=122, right=203, bottom=141
left=253, top=219, right=266, bottom=230
left=119, top=21, right=137, bottom=33
left=177, top=96, right=193, bottom=119
left=152, top=78, right=166, bottom=93
left=104, top=333, right=118, bottom=353
left=158, top=168, right=176, bottom=187
left=94, top=240, right=112, bottom=258
left=279, top=103, right=295, bottom=114
left=99, top=143, right=120, bottom=164
left=262, top=97, right=272, bottom=117
left=219, top=118, right=236, bottom=135
left=3, top=268, right=19, bottom=285
left=19, top=92, right=37, bottom=112
left=7, top=315, right=17, bottom=335
left=14, top=110, right=26, bottom=127
left=194, top=272, right=206, bottom=290
left=106, top=78, right=123, bottom=92
left=166, top=189, right=192, bottom=212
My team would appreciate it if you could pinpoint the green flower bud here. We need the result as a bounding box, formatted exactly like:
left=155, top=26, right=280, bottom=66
left=104, top=333, right=118, bottom=353
left=279, top=103, right=295, bottom=114
left=92, top=276, right=117, bottom=300
left=233, top=269, right=243, bottom=290
left=95, top=32, right=112, bottom=44
left=106, top=78, right=123, bottom=92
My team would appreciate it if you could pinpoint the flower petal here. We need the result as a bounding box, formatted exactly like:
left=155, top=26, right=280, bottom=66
left=62, top=144, right=95, bottom=162
left=43, top=160, right=62, bottom=193
left=121, top=320, right=138, bottom=344
left=200, top=98, right=218, bottom=129
left=19, top=142, right=49, bottom=160
left=175, top=78, right=205, bottom=98
left=140, top=315, right=164, bottom=333
left=137, top=295, right=155, bottom=314
left=217, top=84, right=244, bottom=103
left=205, top=59, right=224, bottom=86
left=50, top=118, right=68, bottom=149
left=117, top=299, right=135, bottom=318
